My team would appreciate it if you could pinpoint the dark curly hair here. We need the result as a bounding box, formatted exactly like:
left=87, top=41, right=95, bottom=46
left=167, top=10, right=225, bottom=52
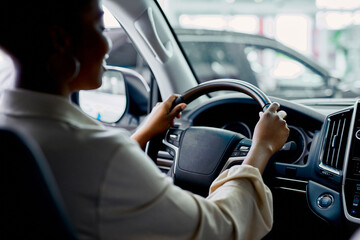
left=0, top=0, right=93, bottom=66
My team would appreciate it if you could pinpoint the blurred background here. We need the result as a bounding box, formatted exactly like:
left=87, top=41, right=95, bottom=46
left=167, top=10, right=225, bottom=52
left=158, top=0, right=360, bottom=92
left=1, top=0, right=360, bottom=99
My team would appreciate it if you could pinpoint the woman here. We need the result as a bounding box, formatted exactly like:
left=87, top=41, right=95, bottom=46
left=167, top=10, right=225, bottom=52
left=0, top=0, right=289, bottom=239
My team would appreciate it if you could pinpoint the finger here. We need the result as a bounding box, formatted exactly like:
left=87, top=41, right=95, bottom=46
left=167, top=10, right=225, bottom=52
left=266, top=102, right=280, bottom=113
left=169, top=119, right=174, bottom=127
left=167, top=94, right=179, bottom=105
left=169, top=105, right=186, bottom=121
left=157, top=95, right=178, bottom=114
left=160, top=95, right=176, bottom=110
left=278, top=110, right=287, bottom=119
left=171, top=103, right=186, bottom=117
left=176, top=112, right=182, bottom=119
left=259, top=111, right=263, bottom=118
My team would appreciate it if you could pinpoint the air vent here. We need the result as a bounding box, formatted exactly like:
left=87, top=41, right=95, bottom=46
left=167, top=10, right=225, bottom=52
left=157, top=150, right=174, bottom=174
left=320, top=110, right=352, bottom=174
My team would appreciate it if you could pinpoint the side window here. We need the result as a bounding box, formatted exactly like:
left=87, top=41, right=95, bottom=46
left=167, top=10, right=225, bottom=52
left=103, top=6, right=151, bottom=84
left=245, top=47, right=325, bottom=98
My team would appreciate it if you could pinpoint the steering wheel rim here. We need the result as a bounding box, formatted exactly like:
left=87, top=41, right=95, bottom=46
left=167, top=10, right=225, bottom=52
left=172, top=79, right=271, bottom=111
left=148, top=79, right=272, bottom=196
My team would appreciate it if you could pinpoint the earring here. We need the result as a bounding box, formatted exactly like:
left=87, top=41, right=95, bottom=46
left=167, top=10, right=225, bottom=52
left=47, top=52, right=80, bottom=82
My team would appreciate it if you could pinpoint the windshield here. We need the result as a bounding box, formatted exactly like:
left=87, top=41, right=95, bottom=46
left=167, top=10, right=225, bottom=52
left=157, top=0, right=360, bottom=100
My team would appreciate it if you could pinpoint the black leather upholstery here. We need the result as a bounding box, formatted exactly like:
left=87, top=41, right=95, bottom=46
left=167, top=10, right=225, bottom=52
left=0, top=128, right=77, bottom=239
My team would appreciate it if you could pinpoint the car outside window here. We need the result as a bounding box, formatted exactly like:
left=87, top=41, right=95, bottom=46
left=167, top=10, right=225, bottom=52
left=245, top=47, right=329, bottom=99
left=157, top=0, right=360, bottom=100
left=180, top=41, right=242, bottom=82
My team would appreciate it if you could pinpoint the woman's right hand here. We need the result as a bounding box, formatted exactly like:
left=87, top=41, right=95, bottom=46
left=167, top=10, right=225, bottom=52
left=243, top=102, right=289, bottom=173
left=253, top=102, right=289, bottom=154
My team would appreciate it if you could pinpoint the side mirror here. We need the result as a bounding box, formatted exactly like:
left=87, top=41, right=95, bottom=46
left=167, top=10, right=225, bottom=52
left=78, top=66, right=149, bottom=125
left=327, top=76, right=342, bottom=97
left=79, top=67, right=127, bottom=123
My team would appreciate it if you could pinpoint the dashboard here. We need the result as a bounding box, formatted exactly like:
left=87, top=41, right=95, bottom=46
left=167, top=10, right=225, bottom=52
left=182, top=95, right=324, bottom=169
left=156, top=93, right=360, bottom=238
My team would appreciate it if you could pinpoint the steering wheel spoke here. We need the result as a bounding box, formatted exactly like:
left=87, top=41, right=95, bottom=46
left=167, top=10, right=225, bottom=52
left=214, top=137, right=251, bottom=172
left=164, top=128, right=183, bottom=147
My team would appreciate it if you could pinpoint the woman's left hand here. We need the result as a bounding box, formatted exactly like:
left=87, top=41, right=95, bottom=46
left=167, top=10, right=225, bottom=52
left=131, top=94, right=186, bottom=149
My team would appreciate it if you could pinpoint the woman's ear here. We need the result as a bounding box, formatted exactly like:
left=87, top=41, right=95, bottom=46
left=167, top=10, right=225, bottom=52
left=46, top=26, right=80, bottom=84
left=48, top=26, right=72, bottom=53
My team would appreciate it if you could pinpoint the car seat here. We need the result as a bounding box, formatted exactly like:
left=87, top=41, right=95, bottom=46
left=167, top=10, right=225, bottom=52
left=0, top=128, right=77, bottom=239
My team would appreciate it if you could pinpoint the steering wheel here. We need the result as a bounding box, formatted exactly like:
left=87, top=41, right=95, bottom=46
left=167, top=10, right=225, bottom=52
left=150, top=79, right=271, bottom=196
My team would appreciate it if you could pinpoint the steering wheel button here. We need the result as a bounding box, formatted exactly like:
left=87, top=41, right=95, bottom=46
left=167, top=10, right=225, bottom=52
left=169, top=134, right=178, bottom=140
left=231, top=151, right=240, bottom=157
left=239, top=151, right=248, bottom=156
left=239, top=146, right=249, bottom=151
left=166, top=147, right=175, bottom=157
